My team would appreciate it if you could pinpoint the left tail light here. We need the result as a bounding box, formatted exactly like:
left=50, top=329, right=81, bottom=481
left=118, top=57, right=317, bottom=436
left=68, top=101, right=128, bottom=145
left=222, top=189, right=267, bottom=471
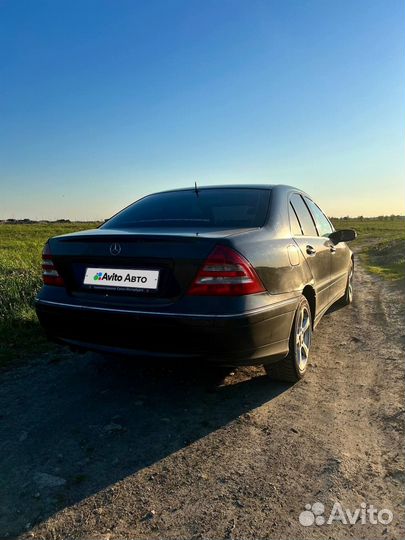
left=42, top=242, right=65, bottom=286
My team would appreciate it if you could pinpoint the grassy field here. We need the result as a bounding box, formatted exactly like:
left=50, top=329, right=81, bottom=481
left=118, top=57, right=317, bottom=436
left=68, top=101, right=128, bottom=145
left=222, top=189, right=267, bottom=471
left=0, top=223, right=99, bottom=364
left=0, top=218, right=404, bottom=365
left=331, top=218, right=405, bottom=280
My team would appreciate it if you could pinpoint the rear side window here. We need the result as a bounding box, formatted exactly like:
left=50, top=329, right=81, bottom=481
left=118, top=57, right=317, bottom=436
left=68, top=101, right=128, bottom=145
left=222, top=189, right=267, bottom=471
left=289, top=202, right=303, bottom=236
left=304, top=198, right=334, bottom=237
left=290, top=194, right=318, bottom=236
left=103, top=188, right=271, bottom=229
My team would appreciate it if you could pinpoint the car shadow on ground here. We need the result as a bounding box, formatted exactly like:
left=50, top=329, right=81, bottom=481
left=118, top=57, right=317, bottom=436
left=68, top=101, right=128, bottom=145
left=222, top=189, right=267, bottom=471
left=0, top=352, right=291, bottom=537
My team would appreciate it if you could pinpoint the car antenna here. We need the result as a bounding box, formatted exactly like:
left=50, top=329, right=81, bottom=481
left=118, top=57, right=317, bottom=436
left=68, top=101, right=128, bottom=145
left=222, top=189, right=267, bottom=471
left=194, top=181, right=199, bottom=197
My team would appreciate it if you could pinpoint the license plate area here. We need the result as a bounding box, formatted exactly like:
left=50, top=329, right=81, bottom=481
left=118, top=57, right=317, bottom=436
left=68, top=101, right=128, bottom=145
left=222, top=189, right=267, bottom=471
left=83, top=267, right=160, bottom=291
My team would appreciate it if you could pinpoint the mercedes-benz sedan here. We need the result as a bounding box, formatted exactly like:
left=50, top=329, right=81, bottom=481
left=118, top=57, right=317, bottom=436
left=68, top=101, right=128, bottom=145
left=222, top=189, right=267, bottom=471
left=35, top=185, right=356, bottom=381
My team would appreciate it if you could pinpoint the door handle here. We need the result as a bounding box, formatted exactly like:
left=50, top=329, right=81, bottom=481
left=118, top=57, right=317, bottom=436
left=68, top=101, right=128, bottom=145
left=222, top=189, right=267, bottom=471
left=329, top=244, right=337, bottom=254
left=306, top=245, right=316, bottom=256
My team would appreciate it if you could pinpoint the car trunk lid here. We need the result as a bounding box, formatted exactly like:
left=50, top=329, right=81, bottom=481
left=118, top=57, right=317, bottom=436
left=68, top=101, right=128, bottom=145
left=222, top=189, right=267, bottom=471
left=48, top=227, right=255, bottom=305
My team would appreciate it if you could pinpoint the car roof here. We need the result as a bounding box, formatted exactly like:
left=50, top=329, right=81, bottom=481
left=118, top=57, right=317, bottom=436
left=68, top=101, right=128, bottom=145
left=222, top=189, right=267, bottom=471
left=150, top=184, right=311, bottom=197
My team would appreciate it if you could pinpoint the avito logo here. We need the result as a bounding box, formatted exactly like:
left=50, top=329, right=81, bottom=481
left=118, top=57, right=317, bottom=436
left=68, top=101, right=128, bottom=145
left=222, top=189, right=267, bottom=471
left=93, top=271, right=123, bottom=282
left=299, top=501, right=393, bottom=527
left=93, top=271, right=148, bottom=284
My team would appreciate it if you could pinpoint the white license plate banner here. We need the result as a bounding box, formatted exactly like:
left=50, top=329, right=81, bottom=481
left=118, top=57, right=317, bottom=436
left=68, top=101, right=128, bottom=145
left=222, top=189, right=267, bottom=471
left=84, top=268, right=159, bottom=289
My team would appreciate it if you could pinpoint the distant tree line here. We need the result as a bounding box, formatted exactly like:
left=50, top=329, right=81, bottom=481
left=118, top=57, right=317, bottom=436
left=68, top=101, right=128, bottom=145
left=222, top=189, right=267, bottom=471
left=330, top=215, right=405, bottom=221
left=0, top=218, right=103, bottom=224
left=0, top=218, right=72, bottom=224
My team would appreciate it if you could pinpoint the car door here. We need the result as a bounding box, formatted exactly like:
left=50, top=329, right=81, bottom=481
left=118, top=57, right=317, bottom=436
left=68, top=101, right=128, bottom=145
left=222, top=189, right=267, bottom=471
left=303, top=197, right=350, bottom=303
left=289, top=193, right=332, bottom=316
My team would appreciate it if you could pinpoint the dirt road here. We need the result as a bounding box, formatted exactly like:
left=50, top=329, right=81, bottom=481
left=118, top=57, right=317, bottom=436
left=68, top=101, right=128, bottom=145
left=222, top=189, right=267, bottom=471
left=0, top=262, right=404, bottom=540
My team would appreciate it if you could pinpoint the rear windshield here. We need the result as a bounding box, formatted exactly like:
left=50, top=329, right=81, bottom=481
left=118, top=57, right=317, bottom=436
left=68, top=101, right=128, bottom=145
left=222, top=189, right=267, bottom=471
left=103, top=188, right=271, bottom=229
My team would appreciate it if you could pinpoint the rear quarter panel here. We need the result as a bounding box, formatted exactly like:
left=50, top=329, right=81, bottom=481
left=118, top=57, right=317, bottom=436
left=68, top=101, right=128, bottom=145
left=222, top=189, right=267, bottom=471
left=227, top=229, right=313, bottom=296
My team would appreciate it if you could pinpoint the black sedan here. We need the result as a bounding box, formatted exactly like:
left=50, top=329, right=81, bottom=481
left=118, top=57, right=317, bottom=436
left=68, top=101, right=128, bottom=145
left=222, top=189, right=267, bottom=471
left=35, top=185, right=356, bottom=381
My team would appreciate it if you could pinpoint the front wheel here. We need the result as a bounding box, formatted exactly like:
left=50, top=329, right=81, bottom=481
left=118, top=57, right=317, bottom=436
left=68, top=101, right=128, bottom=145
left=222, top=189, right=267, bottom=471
left=265, top=295, right=312, bottom=382
left=338, top=262, right=354, bottom=306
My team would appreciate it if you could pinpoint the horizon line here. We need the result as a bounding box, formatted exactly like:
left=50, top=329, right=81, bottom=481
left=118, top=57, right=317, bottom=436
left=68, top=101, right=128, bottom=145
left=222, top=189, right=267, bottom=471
left=1, top=215, right=404, bottom=224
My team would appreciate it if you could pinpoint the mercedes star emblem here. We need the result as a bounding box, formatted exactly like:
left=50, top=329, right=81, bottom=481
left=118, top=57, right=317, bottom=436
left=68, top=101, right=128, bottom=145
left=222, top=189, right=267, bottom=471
left=109, top=242, right=122, bottom=256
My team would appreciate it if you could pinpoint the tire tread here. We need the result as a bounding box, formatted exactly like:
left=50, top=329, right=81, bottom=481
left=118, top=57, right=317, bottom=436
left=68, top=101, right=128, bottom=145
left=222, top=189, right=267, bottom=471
left=265, top=354, right=299, bottom=383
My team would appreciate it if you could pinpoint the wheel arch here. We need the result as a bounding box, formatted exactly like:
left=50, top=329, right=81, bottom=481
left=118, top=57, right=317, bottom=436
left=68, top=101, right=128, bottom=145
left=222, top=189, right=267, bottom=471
left=302, top=285, right=316, bottom=328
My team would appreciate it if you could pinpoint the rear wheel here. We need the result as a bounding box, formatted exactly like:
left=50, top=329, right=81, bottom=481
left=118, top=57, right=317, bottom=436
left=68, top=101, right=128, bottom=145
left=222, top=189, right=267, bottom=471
left=265, top=295, right=312, bottom=382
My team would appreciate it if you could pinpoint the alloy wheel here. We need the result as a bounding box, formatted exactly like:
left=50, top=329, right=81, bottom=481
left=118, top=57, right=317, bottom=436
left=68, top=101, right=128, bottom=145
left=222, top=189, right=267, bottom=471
left=348, top=267, right=354, bottom=303
left=296, top=305, right=311, bottom=371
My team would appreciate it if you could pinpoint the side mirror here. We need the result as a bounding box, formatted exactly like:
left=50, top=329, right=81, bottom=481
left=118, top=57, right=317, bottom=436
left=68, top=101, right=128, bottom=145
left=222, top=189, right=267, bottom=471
left=329, top=229, right=357, bottom=245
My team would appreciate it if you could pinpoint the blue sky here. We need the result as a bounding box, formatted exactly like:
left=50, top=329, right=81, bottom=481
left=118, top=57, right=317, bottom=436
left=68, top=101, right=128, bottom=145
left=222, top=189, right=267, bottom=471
left=0, top=0, right=404, bottom=220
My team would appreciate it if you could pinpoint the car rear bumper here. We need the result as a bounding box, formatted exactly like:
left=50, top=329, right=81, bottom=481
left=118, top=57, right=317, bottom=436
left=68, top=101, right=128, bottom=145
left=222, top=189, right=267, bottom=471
left=35, top=296, right=297, bottom=366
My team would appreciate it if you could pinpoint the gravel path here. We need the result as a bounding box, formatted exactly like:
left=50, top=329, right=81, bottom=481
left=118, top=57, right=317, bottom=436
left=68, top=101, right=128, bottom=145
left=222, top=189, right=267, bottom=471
left=0, top=262, right=404, bottom=539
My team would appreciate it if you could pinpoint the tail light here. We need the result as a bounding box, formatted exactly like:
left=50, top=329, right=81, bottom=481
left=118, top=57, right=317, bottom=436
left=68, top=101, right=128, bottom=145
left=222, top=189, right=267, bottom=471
left=42, top=242, right=65, bottom=286
left=187, top=245, right=265, bottom=296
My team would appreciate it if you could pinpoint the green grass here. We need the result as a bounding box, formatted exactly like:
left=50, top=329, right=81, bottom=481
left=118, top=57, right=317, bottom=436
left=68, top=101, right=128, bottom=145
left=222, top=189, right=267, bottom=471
left=0, top=223, right=99, bottom=364
left=0, top=218, right=403, bottom=365
left=331, top=218, right=405, bottom=281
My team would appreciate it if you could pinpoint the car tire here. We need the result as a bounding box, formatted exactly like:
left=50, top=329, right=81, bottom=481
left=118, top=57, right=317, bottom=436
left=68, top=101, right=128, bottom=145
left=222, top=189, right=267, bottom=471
left=338, top=262, right=354, bottom=306
left=265, top=295, right=312, bottom=382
